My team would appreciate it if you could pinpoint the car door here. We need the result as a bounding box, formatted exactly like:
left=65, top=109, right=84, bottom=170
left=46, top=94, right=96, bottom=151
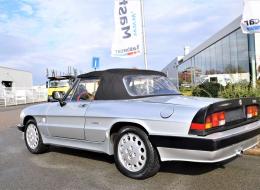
left=46, top=78, right=99, bottom=140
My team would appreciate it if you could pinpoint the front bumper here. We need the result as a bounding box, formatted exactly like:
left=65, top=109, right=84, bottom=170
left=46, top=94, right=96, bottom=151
left=47, top=95, right=54, bottom=102
left=150, top=121, right=260, bottom=163
left=17, top=124, right=25, bottom=132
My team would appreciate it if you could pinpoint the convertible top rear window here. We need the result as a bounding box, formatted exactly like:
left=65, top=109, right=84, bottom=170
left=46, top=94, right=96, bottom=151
left=123, top=75, right=180, bottom=97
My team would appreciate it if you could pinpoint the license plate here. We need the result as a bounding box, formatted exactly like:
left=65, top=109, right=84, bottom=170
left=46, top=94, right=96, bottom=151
left=226, top=108, right=245, bottom=122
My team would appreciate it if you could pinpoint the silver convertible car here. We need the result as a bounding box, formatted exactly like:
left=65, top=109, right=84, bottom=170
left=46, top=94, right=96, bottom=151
left=18, top=69, right=260, bottom=179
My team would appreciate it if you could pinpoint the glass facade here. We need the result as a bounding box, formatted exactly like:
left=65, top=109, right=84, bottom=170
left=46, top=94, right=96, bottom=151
left=254, top=33, right=260, bottom=81
left=178, top=28, right=250, bottom=87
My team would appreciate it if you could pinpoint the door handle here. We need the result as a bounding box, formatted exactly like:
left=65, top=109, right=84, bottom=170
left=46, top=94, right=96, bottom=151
left=79, top=104, right=88, bottom=108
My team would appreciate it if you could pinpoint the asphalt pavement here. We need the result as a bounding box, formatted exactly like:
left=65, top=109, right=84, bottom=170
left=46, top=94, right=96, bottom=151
left=0, top=105, right=260, bottom=190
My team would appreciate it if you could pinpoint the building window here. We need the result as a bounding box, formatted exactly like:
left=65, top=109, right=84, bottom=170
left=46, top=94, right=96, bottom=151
left=178, top=28, right=250, bottom=87
left=236, top=30, right=249, bottom=73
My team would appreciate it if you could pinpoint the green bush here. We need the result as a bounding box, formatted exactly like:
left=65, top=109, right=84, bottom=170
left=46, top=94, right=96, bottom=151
left=192, top=82, right=223, bottom=98
left=191, top=81, right=260, bottom=99
left=219, top=82, right=260, bottom=98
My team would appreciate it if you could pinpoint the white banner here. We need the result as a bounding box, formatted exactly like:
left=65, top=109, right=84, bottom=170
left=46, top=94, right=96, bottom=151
left=111, top=0, right=143, bottom=58
left=241, top=0, right=260, bottom=34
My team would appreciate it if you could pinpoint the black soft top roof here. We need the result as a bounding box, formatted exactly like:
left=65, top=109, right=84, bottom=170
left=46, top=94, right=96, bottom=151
left=77, top=69, right=166, bottom=100
left=78, top=69, right=165, bottom=79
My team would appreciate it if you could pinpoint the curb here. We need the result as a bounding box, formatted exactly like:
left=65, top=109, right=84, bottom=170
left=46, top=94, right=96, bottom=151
left=244, top=143, right=260, bottom=157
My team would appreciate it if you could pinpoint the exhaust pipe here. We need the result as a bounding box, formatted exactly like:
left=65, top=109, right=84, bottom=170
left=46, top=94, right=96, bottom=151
left=236, top=148, right=243, bottom=156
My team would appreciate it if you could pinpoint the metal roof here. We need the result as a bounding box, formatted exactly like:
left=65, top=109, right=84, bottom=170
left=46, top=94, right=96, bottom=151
left=0, top=66, right=32, bottom=74
left=48, top=75, right=75, bottom=81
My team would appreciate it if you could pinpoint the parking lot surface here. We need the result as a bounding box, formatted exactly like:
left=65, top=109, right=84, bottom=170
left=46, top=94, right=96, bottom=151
left=0, top=105, right=260, bottom=190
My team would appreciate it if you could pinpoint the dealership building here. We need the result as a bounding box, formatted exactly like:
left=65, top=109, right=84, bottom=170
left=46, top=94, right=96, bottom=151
left=162, top=16, right=260, bottom=87
left=0, top=66, right=33, bottom=88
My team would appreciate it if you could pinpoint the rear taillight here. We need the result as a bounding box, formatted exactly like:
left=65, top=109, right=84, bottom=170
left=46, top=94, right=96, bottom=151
left=247, top=105, right=258, bottom=118
left=191, top=111, right=226, bottom=131
left=206, top=111, right=226, bottom=128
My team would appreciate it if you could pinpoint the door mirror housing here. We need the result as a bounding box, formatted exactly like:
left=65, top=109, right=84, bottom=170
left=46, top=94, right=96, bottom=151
left=52, top=91, right=63, bottom=100
left=52, top=91, right=66, bottom=107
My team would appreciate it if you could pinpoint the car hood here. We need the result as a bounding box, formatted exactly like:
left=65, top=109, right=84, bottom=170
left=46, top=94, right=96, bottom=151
left=138, top=95, right=225, bottom=108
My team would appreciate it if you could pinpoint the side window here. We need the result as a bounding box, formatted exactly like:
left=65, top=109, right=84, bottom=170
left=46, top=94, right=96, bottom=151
left=72, top=79, right=100, bottom=101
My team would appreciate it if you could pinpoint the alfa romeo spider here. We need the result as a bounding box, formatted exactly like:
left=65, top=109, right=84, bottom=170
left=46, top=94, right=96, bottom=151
left=17, top=69, right=260, bottom=179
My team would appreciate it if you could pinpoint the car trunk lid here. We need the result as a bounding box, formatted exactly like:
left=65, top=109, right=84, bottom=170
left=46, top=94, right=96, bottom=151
left=190, top=97, right=260, bottom=136
left=139, top=95, right=223, bottom=108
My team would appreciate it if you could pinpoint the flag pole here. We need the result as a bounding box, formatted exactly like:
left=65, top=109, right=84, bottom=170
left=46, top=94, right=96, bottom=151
left=140, top=0, right=148, bottom=70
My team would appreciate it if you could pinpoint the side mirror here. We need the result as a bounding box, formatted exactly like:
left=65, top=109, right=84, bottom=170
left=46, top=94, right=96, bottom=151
left=52, top=91, right=66, bottom=107
left=52, top=91, right=62, bottom=100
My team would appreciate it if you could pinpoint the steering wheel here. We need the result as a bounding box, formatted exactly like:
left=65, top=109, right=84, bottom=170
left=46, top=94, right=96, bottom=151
left=76, top=92, right=94, bottom=101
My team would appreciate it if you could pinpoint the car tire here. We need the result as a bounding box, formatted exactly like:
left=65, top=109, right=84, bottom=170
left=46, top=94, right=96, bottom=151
left=114, top=126, right=160, bottom=179
left=24, top=119, right=48, bottom=154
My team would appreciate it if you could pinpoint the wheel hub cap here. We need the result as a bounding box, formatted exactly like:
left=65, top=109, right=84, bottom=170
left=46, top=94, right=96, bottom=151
left=26, top=124, right=39, bottom=150
left=118, top=133, right=147, bottom=172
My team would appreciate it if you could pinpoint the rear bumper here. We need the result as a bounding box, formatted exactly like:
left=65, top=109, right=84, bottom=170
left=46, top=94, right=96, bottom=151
left=157, top=136, right=258, bottom=162
left=150, top=127, right=260, bottom=151
left=150, top=121, right=260, bottom=162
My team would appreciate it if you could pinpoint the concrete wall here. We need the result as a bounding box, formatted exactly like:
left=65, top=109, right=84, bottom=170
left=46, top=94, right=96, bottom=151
left=0, top=67, right=33, bottom=88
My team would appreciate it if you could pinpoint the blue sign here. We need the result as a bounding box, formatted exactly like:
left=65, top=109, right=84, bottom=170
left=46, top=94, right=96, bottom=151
left=92, top=57, right=100, bottom=70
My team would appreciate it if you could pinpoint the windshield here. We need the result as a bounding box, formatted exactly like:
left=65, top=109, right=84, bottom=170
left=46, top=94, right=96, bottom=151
left=49, top=80, right=70, bottom=88
left=123, top=75, right=180, bottom=97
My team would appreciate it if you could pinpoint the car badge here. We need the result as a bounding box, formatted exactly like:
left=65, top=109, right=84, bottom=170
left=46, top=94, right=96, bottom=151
left=239, top=99, right=242, bottom=106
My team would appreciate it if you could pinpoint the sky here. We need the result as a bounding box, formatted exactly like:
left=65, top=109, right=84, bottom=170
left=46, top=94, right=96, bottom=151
left=0, top=0, right=243, bottom=85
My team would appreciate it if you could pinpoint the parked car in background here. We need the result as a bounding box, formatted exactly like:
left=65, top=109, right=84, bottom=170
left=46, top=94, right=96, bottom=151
left=198, top=74, right=231, bottom=86
left=17, top=69, right=260, bottom=179
left=180, top=82, right=192, bottom=88
left=197, top=73, right=250, bottom=87
left=46, top=75, right=74, bottom=102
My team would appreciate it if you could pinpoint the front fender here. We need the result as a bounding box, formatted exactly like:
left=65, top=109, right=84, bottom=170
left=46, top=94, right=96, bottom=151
left=18, top=103, right=51, bottom=128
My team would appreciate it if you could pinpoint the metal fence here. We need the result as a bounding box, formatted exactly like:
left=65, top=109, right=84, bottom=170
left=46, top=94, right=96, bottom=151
left=0, top=87, right=47, bottom=107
